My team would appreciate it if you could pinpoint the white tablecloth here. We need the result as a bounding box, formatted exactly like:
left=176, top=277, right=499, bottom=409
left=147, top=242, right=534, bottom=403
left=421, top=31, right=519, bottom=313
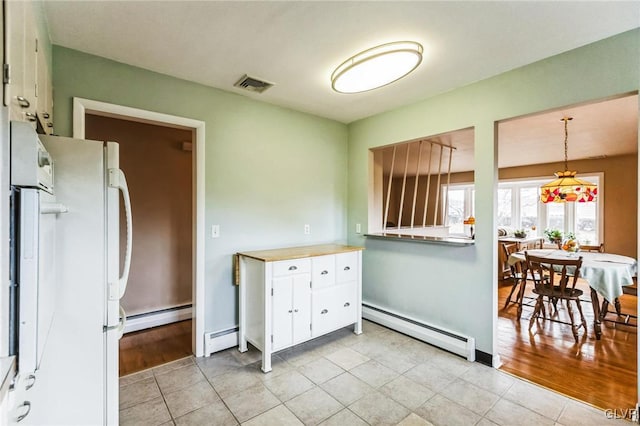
left=508, top=249, right=637, bottom=302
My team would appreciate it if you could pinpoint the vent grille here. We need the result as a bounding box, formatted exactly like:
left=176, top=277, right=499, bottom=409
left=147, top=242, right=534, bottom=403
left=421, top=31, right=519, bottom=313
left=233, top=74, right=274, bottom=94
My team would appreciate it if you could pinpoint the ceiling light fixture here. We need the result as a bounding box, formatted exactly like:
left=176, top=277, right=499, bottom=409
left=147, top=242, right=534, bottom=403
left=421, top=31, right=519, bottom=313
left=540, top=117, right=597, bottom=203
left=331, top=41, right=423, bottom=94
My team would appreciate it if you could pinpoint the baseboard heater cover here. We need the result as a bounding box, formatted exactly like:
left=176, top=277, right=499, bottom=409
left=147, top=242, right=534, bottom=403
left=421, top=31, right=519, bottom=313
left=204, top=327, right=239, bottom=356
left=123, top=305, right=192, bottom=334
left=362, top=303, right=476, bottom=362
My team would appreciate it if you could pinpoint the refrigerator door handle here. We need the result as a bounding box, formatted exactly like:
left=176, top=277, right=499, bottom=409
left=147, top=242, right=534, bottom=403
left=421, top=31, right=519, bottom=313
left=108, top=168, right=133, bottom=299
left=105, top=305, right=127, bottom=339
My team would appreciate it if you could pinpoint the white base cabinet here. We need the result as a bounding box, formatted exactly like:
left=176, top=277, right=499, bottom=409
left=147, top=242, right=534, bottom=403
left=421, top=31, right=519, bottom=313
left=238, top=244, right=363, bottom=372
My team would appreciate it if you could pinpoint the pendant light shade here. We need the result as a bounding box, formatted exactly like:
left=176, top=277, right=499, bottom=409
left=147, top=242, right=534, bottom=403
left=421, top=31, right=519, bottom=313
left=331, top=41, right=423, bottom=94
left=540, top=117, right=597, bottom=203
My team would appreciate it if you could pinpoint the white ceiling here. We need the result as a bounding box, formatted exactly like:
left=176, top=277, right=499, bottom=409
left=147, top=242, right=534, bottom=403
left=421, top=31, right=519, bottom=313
left=42, top=1, right=640, bottom=124
left=380, top=94, right=639, bottom=175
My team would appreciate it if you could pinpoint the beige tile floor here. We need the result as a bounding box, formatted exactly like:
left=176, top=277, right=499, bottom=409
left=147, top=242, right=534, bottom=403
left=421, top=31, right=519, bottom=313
left=119, top=320, right=629, bottom=425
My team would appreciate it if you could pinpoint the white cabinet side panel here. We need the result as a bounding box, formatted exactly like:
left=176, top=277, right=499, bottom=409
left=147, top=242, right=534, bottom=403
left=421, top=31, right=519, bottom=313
left=244, top=258, right=265, bottom=350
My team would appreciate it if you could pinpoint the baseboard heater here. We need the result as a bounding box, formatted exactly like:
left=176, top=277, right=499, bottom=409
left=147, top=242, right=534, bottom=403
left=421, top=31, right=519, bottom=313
left=362, top=303, right=476, bottom=362
left=123, top=304, right=193, bottom=334
left=204, top=327, right=239, bottom=357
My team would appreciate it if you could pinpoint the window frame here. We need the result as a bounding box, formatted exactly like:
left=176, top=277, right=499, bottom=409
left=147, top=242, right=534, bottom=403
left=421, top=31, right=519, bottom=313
left=443, top=172, right=604, bottom=243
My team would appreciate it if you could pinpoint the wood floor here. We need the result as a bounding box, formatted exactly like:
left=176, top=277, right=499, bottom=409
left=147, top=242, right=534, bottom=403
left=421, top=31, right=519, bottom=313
left=119, top=320, right=193, bottom=376
left=498, top=278, right=637, bottom=411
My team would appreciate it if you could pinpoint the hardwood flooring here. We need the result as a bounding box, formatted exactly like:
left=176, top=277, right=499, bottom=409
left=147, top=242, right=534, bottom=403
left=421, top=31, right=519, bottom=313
left=119, top=320, right=193, bottom=376
left=498, top=278, right=637, bottom=411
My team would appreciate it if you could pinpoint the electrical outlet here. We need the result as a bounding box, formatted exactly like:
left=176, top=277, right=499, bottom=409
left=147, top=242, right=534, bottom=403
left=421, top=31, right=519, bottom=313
left=304, top=224, right=311, bottom=235
left=356, top=223, right=361, bottom=233
left=211, top=225, right=220, bottom=238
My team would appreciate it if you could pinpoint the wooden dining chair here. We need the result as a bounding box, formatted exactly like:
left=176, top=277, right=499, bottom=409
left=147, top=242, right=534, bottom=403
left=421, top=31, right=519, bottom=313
left=502, top=243, right=524, bottom=310
left=524, top=252, right=586, bottom=342
left=581, top=243, right=604, bottom=253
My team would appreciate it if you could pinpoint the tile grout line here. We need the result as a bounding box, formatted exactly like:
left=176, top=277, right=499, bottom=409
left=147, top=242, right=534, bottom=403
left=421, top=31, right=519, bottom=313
left=194, top=356, right=245, bottom=425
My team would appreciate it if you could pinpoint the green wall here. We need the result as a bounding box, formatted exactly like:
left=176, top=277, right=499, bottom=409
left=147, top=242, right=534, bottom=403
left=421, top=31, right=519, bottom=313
left=52, top=46, right=349, bottom=334
left=52, top=28, right=640, bottom=360
left=347, top=29, right=640, bottom=357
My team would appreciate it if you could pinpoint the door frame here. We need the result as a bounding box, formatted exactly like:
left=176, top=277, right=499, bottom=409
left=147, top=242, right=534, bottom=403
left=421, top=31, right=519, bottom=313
left=72, top=97, right=206, bottom=357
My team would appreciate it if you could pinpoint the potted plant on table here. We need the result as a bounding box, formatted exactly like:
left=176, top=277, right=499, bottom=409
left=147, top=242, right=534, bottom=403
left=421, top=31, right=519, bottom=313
left=544, top=229, right=563, bottom=249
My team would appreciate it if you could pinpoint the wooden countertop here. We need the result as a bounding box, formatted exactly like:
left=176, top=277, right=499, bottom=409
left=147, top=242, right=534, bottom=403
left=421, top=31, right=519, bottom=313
left=237, top=244, right=364, bottom=262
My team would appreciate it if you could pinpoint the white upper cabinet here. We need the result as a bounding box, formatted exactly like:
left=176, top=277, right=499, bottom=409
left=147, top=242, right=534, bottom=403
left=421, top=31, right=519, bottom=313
left=5, top=0, right=52, bottom=132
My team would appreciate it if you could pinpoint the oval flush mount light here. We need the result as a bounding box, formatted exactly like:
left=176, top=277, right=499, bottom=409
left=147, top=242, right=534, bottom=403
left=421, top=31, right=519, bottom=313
left=331, top=41, right=423, bottom=94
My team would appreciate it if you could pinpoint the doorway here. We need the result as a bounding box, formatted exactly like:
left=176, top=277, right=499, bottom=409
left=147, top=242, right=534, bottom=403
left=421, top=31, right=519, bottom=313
left=73, top=97, right=206, bottom=359
left=495, top=94, right=639, bottom=410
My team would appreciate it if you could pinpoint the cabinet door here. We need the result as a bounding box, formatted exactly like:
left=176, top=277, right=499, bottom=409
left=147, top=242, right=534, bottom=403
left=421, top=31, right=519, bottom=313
left=271, top=276, right=293, bottom=351
left=5, top=0, right=26, bottom=120
left=23, top=1, right=37, bottom=122
left=291, top=274, right=311, bottom=344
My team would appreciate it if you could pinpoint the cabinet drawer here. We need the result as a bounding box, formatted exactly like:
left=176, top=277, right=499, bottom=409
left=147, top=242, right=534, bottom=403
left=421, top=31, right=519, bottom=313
left=272, top=258, right=311, bottom=277
left=336, top=252, right=358, bottom=283
left=335, top=281, right=357, bottom=327
left=311, top=282, right=357, bottom=337
left=311, top=255, right=336, bottom=289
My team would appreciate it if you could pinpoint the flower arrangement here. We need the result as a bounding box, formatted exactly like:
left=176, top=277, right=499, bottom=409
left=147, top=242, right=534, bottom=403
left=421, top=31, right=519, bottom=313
left=544, top=229, right=563, bottom=249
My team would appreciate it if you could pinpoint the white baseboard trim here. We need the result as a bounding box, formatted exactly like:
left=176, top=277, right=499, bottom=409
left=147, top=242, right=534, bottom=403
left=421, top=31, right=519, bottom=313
left=204, top=328, right=239, bottom=357
left=363, top=303, right=476, bottom=362
left=124, top=306, right=192, bottom=334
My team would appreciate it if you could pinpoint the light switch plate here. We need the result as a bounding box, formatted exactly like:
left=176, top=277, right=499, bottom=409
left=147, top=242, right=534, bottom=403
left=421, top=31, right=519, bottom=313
left=211, top=225, right=220, bottom=238
left=356, top=223, right=361, bottom=233
left=304, top=224, right=310, bottom=235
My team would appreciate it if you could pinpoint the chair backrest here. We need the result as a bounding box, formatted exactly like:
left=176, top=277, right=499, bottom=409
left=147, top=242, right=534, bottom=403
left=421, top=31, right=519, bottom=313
left=581, top=243, right=604, bottom=253
left=524, top=251, right=583, bottom=297
left=502, top=243, right=521, bottom=276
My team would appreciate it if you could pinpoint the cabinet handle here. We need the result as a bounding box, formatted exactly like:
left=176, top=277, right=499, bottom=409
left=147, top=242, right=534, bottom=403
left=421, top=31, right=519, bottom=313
left=25, top=112, right=37, bottom=122
left=321, top=309, right=328, bottom=314
left=344, top=266, right=351, bottom=271
left=288, top=266, right=297, bottom=271
left=344, top=302, right=350, bottom=307
left=321, top=270, right=328, bottom=275
left=17, top=96, right=30, bottom=108
left=42, top=112, right=50, bottom=119
left=16, top=401, right=31, bottom=422
left=288, top=310, right=292, bottom=313
left=25, top=374, right=36, bottom=390
left=294, top=309, right=299, bottom=313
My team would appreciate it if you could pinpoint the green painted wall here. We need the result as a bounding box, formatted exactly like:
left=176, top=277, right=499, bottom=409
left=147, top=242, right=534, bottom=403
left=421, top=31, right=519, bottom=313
left=52, top=46, right=349, bottom=334
left=347, top=29, right=640, bottom=356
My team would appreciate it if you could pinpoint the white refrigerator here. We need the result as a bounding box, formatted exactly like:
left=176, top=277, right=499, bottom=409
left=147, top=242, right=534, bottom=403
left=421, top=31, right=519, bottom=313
left=10, top=126, right=132, bottom=425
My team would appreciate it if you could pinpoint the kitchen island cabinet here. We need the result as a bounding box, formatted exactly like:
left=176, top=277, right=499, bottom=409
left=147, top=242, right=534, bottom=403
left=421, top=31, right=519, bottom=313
left=237, top=244, right=363, bottom=372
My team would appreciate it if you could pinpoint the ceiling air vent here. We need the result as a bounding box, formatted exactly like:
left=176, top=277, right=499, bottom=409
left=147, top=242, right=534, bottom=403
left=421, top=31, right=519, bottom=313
left=233, top=75, right=274, bottom=94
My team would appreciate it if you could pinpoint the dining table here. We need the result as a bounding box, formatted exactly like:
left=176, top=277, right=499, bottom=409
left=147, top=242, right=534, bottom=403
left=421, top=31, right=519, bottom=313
left=508, top=249, right=637, bottom=339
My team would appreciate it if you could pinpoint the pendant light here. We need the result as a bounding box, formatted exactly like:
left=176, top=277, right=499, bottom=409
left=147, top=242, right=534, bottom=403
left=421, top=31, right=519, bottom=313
left=540, top=117, right=597, bottom=203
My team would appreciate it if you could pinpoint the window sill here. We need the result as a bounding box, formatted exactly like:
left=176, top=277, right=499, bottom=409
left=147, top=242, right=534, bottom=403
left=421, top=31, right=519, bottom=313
left=364, top=232, right=475, bottom=246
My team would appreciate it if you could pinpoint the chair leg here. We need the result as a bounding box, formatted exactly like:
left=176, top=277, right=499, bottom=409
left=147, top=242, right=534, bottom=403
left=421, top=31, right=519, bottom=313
left=529, top=296, right=543, bottom=330
left=600, top=300, right=610, bottom=323
left=575, top=298, right=587, bottom=332
left=516, top=279, right=527, bottom=320
left=614, top=297, right=622, bottom=316
left=565, top=300, right=578, bottom=342
left=504, top=277, right=520, bottom=309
